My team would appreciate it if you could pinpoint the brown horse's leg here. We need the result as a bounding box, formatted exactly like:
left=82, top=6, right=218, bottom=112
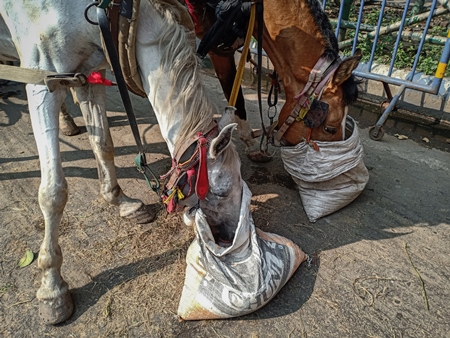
left=59, top=102, right=80, bottom=136
left=208, top=52, right=246, bottom=119
left=208, top=52, right=271, bottom=162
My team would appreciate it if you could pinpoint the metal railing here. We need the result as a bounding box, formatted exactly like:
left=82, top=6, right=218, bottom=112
left=327, top=0, right=450, bottom=140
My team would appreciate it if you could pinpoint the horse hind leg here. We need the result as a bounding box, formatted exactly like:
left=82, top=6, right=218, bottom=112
left=59, top=101, right=80, bottom=136
left=208, top=52, right=270, bottom=163
left=26, top=84, right=74, bottom=324
left=72, top=81, right=156, bottom=224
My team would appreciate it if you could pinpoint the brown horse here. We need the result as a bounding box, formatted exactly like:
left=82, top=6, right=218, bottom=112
left=185, top=0, right=361, bottom=152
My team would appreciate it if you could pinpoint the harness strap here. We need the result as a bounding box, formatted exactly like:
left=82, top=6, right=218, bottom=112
left=117, top=0, right=147, bottom=97
left=98, top=6, right=142, bottom=152
left=273, top=56, right=341, bottom=144
left=108, top=0, right=122, bottom=51
left=256, top=0, right=267, bottom=153
left=96, top=5, right=160, bottom=192
left=100, top=0, right=147, bottom=97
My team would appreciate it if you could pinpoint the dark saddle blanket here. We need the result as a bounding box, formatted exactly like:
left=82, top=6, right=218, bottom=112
left=185, top=0, right=252, bottom=57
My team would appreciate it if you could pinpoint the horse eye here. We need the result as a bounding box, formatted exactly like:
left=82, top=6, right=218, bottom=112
left=323, top=126, right=337, bottom=134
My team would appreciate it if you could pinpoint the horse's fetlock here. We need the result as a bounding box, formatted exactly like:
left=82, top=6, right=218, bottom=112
left=38, top=250, right=63, bottom=271
left=102, top=185, right=123, bottom=205
left=111, top=185, right=122, bottom=198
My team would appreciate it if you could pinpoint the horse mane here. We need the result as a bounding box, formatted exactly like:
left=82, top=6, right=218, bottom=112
left=305, top=0, right=360, bottom=104
left=145, top=0, right=217, bottom=151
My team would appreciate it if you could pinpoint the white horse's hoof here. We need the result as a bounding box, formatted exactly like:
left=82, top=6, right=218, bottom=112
left=39, top=290, right=74, bottom=325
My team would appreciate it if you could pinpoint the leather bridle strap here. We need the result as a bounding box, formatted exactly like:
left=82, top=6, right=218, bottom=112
left=273, top=56, right=341, bottom=143
left=95, top=4, right=160, bottom=192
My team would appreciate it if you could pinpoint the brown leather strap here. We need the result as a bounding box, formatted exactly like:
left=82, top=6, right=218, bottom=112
left=273, top=56, right=341, bottom=143
left=118, top=0, right=147, bottom=97
left=101, top=0, right=147, bottom=97
left=108, top=0, right=122, bottom=51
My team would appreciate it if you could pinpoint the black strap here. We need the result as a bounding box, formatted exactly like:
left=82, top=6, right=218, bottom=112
left=257, top=2, right=263, bottom=127
left=96, top=7, right=160, bottom=192
left=268, top=70, right=278, bottom=107
left=256, top=1, right=268, bottom=151
left=97, top=7, right=144, bottom=153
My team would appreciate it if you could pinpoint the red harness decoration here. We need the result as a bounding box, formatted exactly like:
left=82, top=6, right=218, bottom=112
left=160, top=126, right=218, bottom=213
left=87, top=71, right=114, bottom=86
left=195, top=133, right=209, bottom=200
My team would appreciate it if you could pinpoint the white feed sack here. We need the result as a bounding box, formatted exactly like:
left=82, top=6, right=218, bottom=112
left=178, top=181, right=306, bottom=320
left=280, top=116, right=369, bottom=222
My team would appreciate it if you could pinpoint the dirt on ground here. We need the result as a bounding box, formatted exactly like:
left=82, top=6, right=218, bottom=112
left=0, top=70, right=449, bottom=338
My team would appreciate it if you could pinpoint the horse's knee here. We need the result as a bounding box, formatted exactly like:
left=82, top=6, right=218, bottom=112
left=234, top=90, right=247, bottom=120
left=38, top=180, right=68, bottom=214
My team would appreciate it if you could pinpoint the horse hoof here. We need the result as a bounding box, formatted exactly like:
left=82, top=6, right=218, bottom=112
left=59, top=116, right=80, bottom=136
left=39, top=291, right=74, bottom=325
left=247, top=150, right=272, bottom=163
left=124, top=203, right=160, bottom=224
left=60, top=121, right=80, bottom=136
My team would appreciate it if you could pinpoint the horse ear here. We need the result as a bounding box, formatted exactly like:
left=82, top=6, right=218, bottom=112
left=332, top=50, right=362, bottom=86
left=209, top=123, right=238, bottom=160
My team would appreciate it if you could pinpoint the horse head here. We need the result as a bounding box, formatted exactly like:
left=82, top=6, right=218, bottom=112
left=182, top=107, right=242, bottom=243
left=129, top=0, right=244, bottom=246
left=260, top=0, right=362, bottom=145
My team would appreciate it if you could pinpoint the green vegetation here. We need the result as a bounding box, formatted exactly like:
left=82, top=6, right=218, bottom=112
left=333, top=6, right=449, bottom=77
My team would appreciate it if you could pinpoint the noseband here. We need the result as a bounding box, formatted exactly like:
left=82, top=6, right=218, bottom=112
left=271, top=55, right=342, bottom=146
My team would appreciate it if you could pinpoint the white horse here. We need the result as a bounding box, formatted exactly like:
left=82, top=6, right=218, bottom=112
left=0, top=0, right=244, bottom=324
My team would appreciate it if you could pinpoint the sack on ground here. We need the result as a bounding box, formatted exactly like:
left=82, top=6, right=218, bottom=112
left=178, top=181, right=306, bottom=320
left=280, top=116, right=369, bottom=222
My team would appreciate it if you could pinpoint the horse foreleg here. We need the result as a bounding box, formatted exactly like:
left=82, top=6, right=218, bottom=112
left=26, top=84, right=74, bottom=325
left=72, top=82, right=156, bottom=224
left=59, top=101, right=80, bottom=136
left=208, top=52, right=270, bottom=162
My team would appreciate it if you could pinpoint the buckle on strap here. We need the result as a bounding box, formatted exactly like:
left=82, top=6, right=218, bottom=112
left=44, top=73, right=88, bottom=92
left=135, top=153, right=160, bottom=192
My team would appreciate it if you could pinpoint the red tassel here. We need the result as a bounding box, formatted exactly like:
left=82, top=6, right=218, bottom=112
left=195, top=135, right=209, bottom=200
left=87, top=71, right=113, bottom=86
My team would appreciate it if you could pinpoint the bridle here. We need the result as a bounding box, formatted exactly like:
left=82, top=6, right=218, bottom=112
left=160, top=123, right=219, bottom=213
left=258, top=55, right=343, bottom=153
left=270, top=55, right=342, bottom=147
